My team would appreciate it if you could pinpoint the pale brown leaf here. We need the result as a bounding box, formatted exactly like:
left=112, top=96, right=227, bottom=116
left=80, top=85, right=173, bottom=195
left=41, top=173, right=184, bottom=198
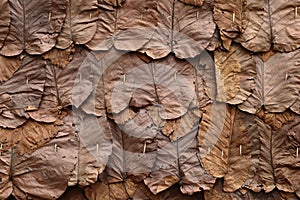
left=214, top=44, right=256, bottom=104
left=179, top=0, right=204, bottom=6
left=0, top=0, right=68, bottom=56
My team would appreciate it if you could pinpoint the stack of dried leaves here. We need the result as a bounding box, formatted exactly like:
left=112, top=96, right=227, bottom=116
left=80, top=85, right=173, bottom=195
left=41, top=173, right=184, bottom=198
left=0, top=0, right=299, bottom=199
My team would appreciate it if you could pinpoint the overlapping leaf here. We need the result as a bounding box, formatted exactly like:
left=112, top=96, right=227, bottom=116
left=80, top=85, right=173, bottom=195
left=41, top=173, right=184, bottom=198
left=0, top=0, right=10, bottom=49
left=140, top=0, right=216, bottom=59
left=145, top=124, right=215, bottom=195
left=56, top=0, right=99, bottom=49
left=42, top=46, right=75, bottom=69
left=98, top=0, right=125, bottom=7
left=214, top=44, right=256, bottom=104
left=86, top=0, right=157, bottom=51
left=235, top=0, right=300, bottom=52
left=68, top=113, right=112, bottom=187
left=0, top=56, right=46, bottom=128
left=100, top=109, right=158, bottom=188
left=238, top=49, right=300, bottom=114
left=0, top=114, right=78, bottom=199
left=0, top=0, right=68, bottom=56
left=28, top=48, right=96, bottom=123
left=104, top=53, right=196, bottom=120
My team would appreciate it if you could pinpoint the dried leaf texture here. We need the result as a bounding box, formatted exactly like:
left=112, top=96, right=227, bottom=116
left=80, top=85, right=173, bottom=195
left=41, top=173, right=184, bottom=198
left=0, top=55, right=21, bottom=83
left=104, top=53, right=196, bottom=120
left=0, top=0, right=10, bottom=49
left=56, top=0, right=99, bottom=49
left=235, top=0, right=300, bottom=52
left=0, top=0, right=68, bottom=56
left=0, top=56, right=46, bottom=128
left=140, top=0, right=216, bottom=59
left=99, top=0, right=125, bottom=7
left=58, top=186, right=87, bottom=200
left=28, top=49, right=96, bottom=123
left=238, top=50, right=300, bottom=114
left=68, top=114, right=112, bottom=187
left=213, top=0, right=246, bottom=39
left=198, top=103, right=232, bottom=178
left=179, top=0, right=204, bottom=6
left=214, top=44, right=256, bottom=104
left=145, top=125, right=215, bottom=195
left=86, top=0, right=157, bottom=51
left=0, top=114, right=77, bottom=199
left=42, top=46, right=75, bottom=69
left=101, top=109, right=158, bottom=187
left=0, top=120, right=58, bottom=155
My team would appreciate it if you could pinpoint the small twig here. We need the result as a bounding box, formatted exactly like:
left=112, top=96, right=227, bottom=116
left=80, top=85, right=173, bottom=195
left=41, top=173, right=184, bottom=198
left=239, top=145, right=242, bottom=156
left=143, top=142, right=147, bottom=155
left=232, top=12, right=235, bottom=23
left=48, top=12, right=51, bottom=22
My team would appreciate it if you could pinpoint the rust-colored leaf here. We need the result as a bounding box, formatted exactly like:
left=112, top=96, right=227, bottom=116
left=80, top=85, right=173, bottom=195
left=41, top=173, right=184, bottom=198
left=0, top=120, right=58, bottom=155
left=0, top=56, right=46, bottom=128
left=0, top=0, right=10, bottom=49
left=214, top=44, right=256, bottom=104
left=86, top=0, right=157, bottom=51
left=0, top=0, right=68, bottom=56
left=42, top=45, right=75, bottom=69
left=0, top=55, right=21, bottom=84
left=56, top=0, right=99, bottom=49
left=140, top=0, right=216, bottom=59
left=238, top=49, right=300, bottom=114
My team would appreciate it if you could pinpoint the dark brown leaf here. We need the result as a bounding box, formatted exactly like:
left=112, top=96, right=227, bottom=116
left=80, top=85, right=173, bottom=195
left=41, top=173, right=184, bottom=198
left=238, top=49, right=300, bottom=114
left=0, top=56, right=46, bottom=128
left=214, top=44, right=256, bottom=104
left=42, top=45, right=75, bottom=69
left=0, top=0, right=68, bottom=56
left=179, top=0, right=204, bottom=6
left=145, top=125, right=215, bottom=195
left=0, top=0, right=10, bottom=49
left=100, top=0, right=125, bottom=7
left=86, top=0, right=157, bottom=51
left=140, top=0, right=216, bottom=59
left=58, top=186, right=87, bottom=200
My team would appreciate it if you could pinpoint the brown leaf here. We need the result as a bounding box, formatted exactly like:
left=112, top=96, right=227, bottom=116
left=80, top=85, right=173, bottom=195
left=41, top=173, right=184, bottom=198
left=0, top=113, right=78, bottom=199
left=0, top=0, right=10, bottom=49
left=0, top=55, right=21, bottom=84
left=238, top=49, right=300, bottom=114
left=86, top=0, right=157, bottom=51
left=58, top=186, right=87, bottom=200
left=198, top=103, right=233, bottom=178
left=179, top=0, right=204, bottom=6
left=0, top=120, right=58, bottom=155
left=42, top=45, right=75, bottom=69
left=85, top=180, right=137, bottom=200
left=145, top=125, right=215, bottom=195
left=256, top=109, right=295, bottom=130
left=68, top=114, right=112, bottom=187
left=28, top=48, right=96, bottom=123
left=140, top=0, right=216, bottom=59
left=213, top=0, right=246, bottom=40
left=0, top=0, right=68, bottom=56
left=99, top=0, right=125, bottom=7
left=214, top=44, right=256, bottom=104
left=101, top=109, right=158, bottom=186
left=56, top=0, right=99, bottom=49
left=235, top=1, right=300, bottom=52
left=0, top=56, right=46, bottom=128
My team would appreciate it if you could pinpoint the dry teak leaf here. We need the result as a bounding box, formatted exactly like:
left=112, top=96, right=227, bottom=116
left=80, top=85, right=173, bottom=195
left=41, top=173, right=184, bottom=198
left=0, top=55, right=21, bottom=83
left=214, top=44, right=256, bottom=104
left=145, top=125, right=215, bottom=195
left=238, top=49, right=300, bottom=114
left=56, top=0, right=99, bottom=49
left=86, top=0, right=157, bottom=51
left=42, top=45, right=75, bottom=69
left=0, top=56, right=46, bottom=128
left=0, top=0, right=10, bottom=49
left=0, top=0, right=68, bottom=56
left=140, top=0, right=216, bottom=59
